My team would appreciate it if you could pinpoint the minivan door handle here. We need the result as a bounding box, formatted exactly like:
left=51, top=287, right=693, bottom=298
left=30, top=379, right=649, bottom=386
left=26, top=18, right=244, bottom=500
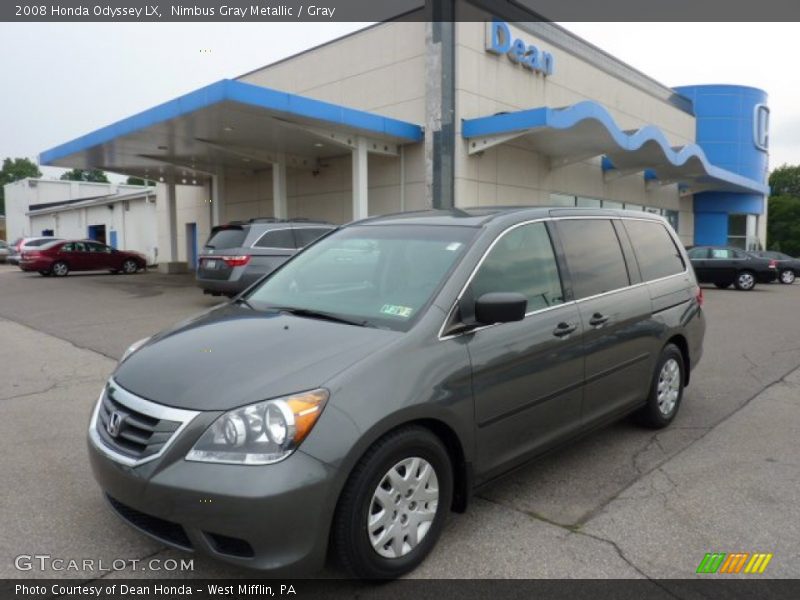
left=589, top=313, right=609, bottom=327
left=552, top=322, right=578, bottom=338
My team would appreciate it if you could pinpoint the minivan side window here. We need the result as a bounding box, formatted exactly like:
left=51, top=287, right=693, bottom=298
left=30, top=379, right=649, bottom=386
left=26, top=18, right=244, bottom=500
left=470, top=222, right=564, bottom=312
left=294, top=227, right=331, bottom=248
left=253, top=229, right=296, bottom=249
left=623, top=220, right=685, bottom=281
left=557, top=219, right=630, bottom=299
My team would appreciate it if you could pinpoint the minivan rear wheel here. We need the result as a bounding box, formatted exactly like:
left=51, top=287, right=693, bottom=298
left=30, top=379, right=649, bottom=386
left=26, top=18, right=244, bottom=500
left=333, top=426, right=453, bottom=579
left=780, top=269, right=795, bottom=284
left=635, top=344, right=685, bottom=429
left=734, top=270, right=756, bottom=291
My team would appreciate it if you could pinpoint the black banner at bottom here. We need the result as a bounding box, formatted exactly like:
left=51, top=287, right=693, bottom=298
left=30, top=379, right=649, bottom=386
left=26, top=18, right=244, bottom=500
left=2, top=580, right=799, bottom=600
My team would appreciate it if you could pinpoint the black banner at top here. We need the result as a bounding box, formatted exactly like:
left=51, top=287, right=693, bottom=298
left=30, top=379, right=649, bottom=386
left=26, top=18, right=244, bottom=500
left=2, top=0, right=800, bottom=22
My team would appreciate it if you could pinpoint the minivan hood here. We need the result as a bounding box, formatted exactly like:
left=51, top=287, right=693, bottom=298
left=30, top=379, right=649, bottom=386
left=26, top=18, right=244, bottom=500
left=113, top=305, right=399, bottom=410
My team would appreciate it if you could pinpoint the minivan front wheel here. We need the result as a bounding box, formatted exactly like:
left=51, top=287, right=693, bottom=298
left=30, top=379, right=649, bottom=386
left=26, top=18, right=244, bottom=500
left=333, top=426, right=453, bottom=579
left=636, top=344, right=685, bottom=429
left=734, top=270, right=756, bottom=291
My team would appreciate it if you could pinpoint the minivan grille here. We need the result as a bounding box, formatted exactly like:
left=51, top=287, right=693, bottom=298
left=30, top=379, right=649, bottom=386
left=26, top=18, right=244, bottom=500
left=95, top=386, right=181, bottom=460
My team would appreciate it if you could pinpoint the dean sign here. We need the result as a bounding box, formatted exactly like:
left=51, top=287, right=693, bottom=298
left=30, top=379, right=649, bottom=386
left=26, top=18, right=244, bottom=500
left=486, top=19, right=555, bottom=77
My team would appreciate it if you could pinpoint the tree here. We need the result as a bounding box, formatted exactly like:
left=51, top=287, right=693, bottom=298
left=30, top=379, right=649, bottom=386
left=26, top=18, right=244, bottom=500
left=60, top=168, right=110, bottom=183
left=125, top=176, right=156, bottom=186
left=768, top=164, right=800, bottom=197
left=0, top=157, right=42, bottom=214
left=767, top=194, right=800, bottom=256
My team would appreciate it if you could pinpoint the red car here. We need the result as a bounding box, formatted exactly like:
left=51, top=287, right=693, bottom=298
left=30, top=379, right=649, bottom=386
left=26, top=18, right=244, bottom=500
left=19, top=240, right=147, bottom=277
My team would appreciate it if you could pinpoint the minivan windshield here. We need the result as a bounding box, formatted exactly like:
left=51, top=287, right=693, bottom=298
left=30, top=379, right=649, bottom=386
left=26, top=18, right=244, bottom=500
left=246, top=224, right=476, bottom=331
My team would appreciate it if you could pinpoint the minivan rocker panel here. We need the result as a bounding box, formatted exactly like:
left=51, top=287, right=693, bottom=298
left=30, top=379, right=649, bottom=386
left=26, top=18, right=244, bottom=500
left=88, top=207, right=705, bottom=578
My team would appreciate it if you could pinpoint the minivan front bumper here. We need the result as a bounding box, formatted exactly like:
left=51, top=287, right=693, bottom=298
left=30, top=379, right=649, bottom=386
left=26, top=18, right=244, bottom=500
left=88, top=414, right=338, bottom=573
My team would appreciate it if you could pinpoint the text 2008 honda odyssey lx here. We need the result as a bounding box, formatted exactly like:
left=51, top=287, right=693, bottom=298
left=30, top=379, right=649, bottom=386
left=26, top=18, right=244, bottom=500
left=88, top=207, right=704, bottom=578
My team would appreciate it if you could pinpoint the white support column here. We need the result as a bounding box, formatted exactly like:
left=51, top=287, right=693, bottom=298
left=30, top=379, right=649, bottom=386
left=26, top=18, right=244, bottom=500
left=159, top=179, right=183, bottom=273
left=211, top=170, right=224, bottom=227
left=272, top=154, right=288, bottom=219
left=352, top=137, right=368, bottom=220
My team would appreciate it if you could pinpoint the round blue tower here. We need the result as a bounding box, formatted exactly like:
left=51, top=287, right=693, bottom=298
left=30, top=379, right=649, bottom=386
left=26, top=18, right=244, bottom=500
left=673, top=84, right=769, bottom=248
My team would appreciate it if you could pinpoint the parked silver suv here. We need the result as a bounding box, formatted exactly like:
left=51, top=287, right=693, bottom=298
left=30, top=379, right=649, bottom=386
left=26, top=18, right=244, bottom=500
left=196, top=218, right=334, bottom=296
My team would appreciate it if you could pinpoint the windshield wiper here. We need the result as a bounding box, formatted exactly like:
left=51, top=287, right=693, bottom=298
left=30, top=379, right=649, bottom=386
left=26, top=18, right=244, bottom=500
left=269, top=306, right=373, bottom=328
left=232, top=297, right=256, bottom=310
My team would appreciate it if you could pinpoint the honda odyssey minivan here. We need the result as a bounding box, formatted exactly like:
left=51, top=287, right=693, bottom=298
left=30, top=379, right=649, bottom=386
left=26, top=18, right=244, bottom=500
left=88, top=207, right=705, bottom=578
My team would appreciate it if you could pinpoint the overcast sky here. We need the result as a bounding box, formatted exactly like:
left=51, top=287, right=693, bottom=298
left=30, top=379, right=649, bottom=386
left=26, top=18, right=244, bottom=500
left=0, top=22, right=797, bottom=182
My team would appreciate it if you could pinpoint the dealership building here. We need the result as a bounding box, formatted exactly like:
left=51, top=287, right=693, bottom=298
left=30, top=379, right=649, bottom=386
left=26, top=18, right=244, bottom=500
left=14, top=12, right=769, bottom=270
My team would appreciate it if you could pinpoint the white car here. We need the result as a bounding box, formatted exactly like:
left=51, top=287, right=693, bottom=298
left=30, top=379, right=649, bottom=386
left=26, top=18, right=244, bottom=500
left=7, top=237, right=62, bottom=266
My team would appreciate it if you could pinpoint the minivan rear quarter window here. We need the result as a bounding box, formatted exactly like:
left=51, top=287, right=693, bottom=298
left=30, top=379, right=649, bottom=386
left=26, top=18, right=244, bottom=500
left=623, top=219, right=685, bottom=281
left=253, top=229, right=296, bottom=249
left=557, top=219, right=630, bottom=299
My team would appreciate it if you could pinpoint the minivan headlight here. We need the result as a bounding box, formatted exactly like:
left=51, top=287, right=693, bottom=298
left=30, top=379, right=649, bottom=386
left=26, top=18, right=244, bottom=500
left=121, top=336, right=151, bottom=362
left=186, top=389, right=329, bottom=465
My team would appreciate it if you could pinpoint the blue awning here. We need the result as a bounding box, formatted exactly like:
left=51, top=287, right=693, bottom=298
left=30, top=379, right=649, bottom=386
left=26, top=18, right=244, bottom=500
left=462, top=101, right=768, bottom=196
left=40, top=79, right=423, bottom=182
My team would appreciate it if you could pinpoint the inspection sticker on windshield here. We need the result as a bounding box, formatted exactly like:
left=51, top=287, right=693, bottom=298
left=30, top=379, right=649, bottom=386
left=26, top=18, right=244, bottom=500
left=380, top=304, right=414, bottom=318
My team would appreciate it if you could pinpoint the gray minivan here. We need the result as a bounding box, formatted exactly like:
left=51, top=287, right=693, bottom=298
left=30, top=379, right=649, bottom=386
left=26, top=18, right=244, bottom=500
left=196, top=218, right=334, bottom=296
left=88, top=207, right=704, bottom=578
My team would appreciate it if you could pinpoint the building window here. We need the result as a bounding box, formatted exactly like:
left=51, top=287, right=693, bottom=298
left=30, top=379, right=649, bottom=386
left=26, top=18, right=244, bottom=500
left=664, top=210, right=679, bottom=232
left=549, top=193, right=576, bottom=207
left=624, top=203, right=643, bottom=211
left=602, top=200, right=623, bottom=209
left=728, top=214, right=759, bottom=250
left=576, top=196, right=602, bottom=208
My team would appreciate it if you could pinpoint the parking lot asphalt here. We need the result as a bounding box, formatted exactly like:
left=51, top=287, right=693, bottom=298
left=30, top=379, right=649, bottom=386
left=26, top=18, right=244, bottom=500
left=1, top=263, right=799, bottom=579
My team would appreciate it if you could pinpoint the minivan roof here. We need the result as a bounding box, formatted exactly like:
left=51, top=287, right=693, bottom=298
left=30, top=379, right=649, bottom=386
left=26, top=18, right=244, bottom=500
left=356, top=207, right=666, bottom=228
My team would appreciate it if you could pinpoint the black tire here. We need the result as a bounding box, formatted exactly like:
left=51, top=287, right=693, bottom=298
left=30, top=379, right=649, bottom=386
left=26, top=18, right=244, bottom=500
left=333, top=426, right=453, bottom=579
left=714, top=282, right=730, bottom=289
left=734, top=270, right=756, bottom=291
left=51, top=261, right=69, bottom=277
left=122, top=259, right=139, bottom=274
left=779, top=269, right=796, bottom=285
left=635, top=344, right=685, bottom=429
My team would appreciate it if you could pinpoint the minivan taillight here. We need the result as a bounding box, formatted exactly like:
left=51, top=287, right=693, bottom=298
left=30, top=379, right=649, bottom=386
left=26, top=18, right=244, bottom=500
left=768, top=259, right=777, bottom=269
left=222, top=255, right=251, bottom=267
left=695, top=286, right=704, bottom=307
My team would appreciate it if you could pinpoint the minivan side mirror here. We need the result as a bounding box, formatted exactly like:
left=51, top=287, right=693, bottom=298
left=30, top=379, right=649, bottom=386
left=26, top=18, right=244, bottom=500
left=474, top=292, right=527, bottom=325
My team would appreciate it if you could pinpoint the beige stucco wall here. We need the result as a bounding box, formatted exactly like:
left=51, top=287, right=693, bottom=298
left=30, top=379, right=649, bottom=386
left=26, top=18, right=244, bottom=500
left=155, top=183, right=211, bottom=264
left=232, top=22, right=428, bottom=221
left=454, top=21, right=696, bottom=243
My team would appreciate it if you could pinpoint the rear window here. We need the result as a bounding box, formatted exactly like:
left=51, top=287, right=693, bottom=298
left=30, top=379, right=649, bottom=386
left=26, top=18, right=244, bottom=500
left=205, top=227, right=247, bottom=249
left=26, top=238, right=58, bottom=247
left=623, top=220, right=685, bottom=281
left=253, top=229, right=296, bottom=249
left=557, top=219, right=630, bottom=299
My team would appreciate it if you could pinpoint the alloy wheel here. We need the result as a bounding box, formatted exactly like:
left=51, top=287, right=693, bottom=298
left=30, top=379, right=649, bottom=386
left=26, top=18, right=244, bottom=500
left=367, top=457, right=439, bottom=559
left=781, top=270, right=795, bottom=284
left=738, top=272, right=755, bottom=290
left=656, top=358, right=681, bottom=416
left=123, top=260, right=137, bottom=274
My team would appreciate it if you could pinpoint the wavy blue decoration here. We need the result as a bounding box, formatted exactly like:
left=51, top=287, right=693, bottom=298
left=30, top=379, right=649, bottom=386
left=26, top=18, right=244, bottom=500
left=462, top=100, right=768, bottom=195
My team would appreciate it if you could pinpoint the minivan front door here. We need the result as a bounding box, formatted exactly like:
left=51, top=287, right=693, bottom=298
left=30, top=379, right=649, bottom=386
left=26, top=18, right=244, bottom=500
left=462, top=221, right=584, bottom=480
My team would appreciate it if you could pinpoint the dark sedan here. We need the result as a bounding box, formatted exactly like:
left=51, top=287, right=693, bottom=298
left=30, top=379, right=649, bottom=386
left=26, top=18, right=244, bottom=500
left=19, top=239, right=147, bottom=277
left=747, top=250, right=800, bottom=285
left=687, top=245, right=777, bottom=290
